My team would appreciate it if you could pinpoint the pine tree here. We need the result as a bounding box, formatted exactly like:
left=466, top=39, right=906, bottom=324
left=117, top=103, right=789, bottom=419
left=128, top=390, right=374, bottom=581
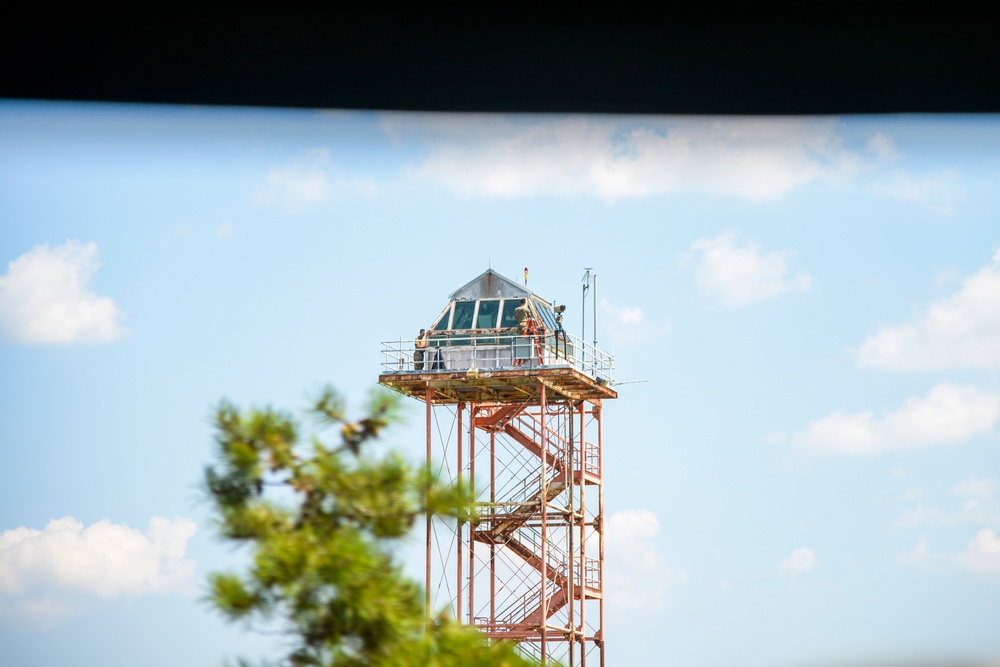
left=204, top=386, right=536, bottom=667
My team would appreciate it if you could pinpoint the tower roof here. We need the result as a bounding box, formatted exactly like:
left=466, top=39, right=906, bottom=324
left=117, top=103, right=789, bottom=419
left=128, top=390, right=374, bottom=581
left=448, top=269, right=549, bottom=306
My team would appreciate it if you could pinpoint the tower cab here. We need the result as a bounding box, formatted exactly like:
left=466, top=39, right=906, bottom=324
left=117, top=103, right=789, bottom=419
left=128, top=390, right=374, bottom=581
left=379, top=269, right=614, bottom=402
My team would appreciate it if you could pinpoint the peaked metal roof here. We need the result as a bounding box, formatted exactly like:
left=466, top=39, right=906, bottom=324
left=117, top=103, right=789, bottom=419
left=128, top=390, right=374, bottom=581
left=448, top=269, right=552, bottom=306
left=448, top=269, right=528, bottom=301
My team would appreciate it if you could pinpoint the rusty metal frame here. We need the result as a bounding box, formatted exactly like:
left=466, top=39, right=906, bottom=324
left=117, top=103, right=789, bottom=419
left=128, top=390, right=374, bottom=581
left=411, top=368, right=610, bottom=667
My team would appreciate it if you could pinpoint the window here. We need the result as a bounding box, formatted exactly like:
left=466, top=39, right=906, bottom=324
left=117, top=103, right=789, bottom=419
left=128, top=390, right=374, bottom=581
left=452, top=301, right=475, bottom=330
left=433, top=304, right=453, bottom=331
left=534, top=300, right=559, bottom=331
left=476, top=300, right=500, bottom=329
left=500, top=299, right=520, bottom=328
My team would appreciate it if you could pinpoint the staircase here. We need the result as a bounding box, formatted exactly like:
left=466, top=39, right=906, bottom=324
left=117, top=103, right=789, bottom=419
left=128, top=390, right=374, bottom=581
left=471, top=402, right=600, bottom=636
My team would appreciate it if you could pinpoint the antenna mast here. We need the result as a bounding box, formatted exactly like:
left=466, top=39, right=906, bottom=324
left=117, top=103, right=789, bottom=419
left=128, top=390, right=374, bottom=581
left=582, top=268, right=598, bottom=348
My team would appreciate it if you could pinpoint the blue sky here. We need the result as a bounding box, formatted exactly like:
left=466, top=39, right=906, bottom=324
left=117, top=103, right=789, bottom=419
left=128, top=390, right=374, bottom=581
left=1, top=101, right=999, bottom=667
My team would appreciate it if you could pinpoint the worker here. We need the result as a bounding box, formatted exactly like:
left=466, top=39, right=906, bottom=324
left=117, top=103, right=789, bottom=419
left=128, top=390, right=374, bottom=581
left=514, top=298, right=532, bottom=334
left=414, top=328, right=428, bottom=371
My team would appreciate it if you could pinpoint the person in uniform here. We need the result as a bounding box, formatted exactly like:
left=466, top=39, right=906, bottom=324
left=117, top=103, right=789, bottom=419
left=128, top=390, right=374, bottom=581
left=414, top=328, right=428, bottom=371
left=514, top=299, right=532, bottom=334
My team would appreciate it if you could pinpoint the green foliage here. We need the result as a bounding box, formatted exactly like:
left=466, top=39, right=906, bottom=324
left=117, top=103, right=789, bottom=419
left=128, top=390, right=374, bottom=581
left=204, top=386, right=536, bottom=667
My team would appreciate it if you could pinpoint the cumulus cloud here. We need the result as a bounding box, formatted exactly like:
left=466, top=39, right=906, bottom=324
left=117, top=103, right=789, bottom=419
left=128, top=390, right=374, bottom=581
left=873, top=169, right=965, bottom=215
left=866, top=132, right=897, bottom=159
left=0, top=241, right=127, bottom=344
left=895, top=505, right=951, bottom=529
left=898, top=535, right=935, bottom=569
left=382, top=114, right=865, bottom=202
left=896, top=476, right=1000, bottom=582
left=779, top=547, right=817, bottom=579
left=598, top=298, right=669, bottom=345
left=604, top=510, right=686, bottom=611
left=684, top=231, right=813, bottom=307
left=956, top=529, right=1000, bottom=575
left=0, top=516, right=197, bottom=616
left=856, top=250, right=1000, bottom=370
left=950, top=478, right=1000, bottom=527
left=899, top=531, right=1000, bottom=581
left=896, top=477, right=1000, bottom=529
left=253, top=148, right=332, bottom=211
left=252, top=148, right=380, bottom=212
left=793, top=383, right=1000, bottom=456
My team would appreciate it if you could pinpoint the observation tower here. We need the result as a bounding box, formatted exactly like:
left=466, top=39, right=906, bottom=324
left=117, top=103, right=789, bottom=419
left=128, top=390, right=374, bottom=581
left=379, top=269, right=616, bottom=666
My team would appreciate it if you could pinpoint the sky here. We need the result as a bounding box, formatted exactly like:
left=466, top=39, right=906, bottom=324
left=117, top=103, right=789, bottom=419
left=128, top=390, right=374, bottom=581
left=1, top=101, right=999, bottom=667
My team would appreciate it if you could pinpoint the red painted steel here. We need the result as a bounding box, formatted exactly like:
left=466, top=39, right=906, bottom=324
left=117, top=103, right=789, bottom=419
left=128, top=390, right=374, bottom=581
left=418, top=374, right=608, bottom=667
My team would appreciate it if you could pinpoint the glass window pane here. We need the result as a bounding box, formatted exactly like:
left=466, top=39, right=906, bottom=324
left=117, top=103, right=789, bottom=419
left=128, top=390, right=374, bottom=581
left=433, top=304, right=453, bottom=331
left=452, top=301, right=475, bottom=330
left=535, top=301, right=558, bottom=330
left=476, top=299, right=500, bottom=329
left=500, top=299, right=520, bottom=328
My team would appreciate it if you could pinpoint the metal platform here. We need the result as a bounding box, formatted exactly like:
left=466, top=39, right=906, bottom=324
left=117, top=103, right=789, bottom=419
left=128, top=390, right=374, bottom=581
left=378, top=366, right=618, bottom=404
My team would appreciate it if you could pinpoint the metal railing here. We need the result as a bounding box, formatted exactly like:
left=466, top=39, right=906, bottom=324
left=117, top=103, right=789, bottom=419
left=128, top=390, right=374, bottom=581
left=380, top=332, right=614, bottom=384
left=582, top=556, right=601, bottom=590
left=496, top=578, right=560, bottom=627
left=573, top=440, right=600, bottom=476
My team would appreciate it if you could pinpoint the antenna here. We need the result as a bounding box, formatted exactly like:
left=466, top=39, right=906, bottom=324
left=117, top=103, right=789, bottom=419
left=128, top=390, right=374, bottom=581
left=593, top=272, right=598, bottom=347
left=582, top=268, right=592, bottom=344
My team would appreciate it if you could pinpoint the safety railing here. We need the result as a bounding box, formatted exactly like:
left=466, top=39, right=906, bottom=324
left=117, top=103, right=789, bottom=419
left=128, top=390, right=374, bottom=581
left=496, top=578, right=560, bottom=627
left=509, top=526, right=571, bottom=582
left=497, top=585, right=543, bottom=626
left=380, top=332, right=614, bottom=384
left=573, top=440, right=600, bottom=476
left=569, top=554, right=602, bottom=590
left=484, top=468, right=567, bottom=524
left=508, top=412, right=568, bottom=468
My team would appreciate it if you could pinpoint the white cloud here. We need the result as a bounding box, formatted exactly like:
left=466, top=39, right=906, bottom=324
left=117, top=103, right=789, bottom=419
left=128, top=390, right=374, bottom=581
left=793, top=383, right=1000, bottom=456
left=955, top=477, right=999, bottom=502
left=896, top=477, right=1000, bottom=529
left=896, top=476, right=1000, bottom=582
left=684, top=231, right=813, bottom=307
left=897, top=535, right=935, bottom=569
left=866, top=132, right=897, bottom=159
left=856, top=250, right=1000, bottom=370
left=253, top=148, right=381, bottom=212
left=253, top=148, right=332, bottom=212
left=779, top=547, right=817, bottom=578
left=604, top=510, right=686, bottom=611
left=873, top=168, right=965, bottom=215
left=899, top=531, right=1000, bottom=581
left=0, top=241, right=127, bottom=344
left=599, top=298, right=669, bottom=345
left=895, top=505, right=951, bottom=529
left=956, top=529, right=1000, bottom=575
left=382, top=114, right=865, bottom=202
left=0, top=516, right=197, bottom=616
left=953, top=478, right=1000, bottom=528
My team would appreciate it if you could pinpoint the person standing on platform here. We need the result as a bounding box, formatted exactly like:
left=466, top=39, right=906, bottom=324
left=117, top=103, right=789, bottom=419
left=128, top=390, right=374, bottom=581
left=414, top=328, right=428, bottom=371
left=514, top=299, right=532, bottom=334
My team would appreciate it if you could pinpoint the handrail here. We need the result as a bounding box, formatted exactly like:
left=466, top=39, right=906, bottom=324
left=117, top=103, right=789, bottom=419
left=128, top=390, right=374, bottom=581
left=380, top=331, right=614, bottom=384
